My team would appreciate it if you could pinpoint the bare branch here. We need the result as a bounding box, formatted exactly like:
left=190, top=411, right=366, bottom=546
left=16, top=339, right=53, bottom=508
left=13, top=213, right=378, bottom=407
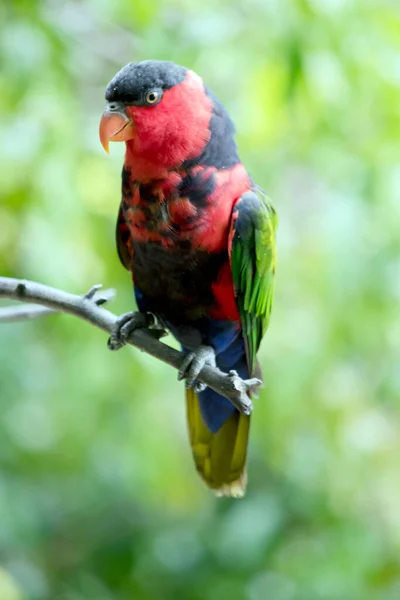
left=0, top=304, right=56, bottom=322
left=0, top=288, right=116, bottom=323
left=0, top=277, right=258, bottom=413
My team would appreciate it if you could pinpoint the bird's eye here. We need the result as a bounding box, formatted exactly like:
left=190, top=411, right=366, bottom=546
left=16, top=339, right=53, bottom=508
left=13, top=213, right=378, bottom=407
left=145, top=90, right=160, bottom=105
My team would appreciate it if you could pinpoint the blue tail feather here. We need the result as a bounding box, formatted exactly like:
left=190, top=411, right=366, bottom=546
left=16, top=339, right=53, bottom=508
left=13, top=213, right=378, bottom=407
left=188, top=320, right=249, bottom=434
left=134, top=284, right=248, bottom=435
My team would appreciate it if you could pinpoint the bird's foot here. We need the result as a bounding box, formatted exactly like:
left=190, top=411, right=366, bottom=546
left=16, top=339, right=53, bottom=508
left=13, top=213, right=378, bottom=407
left=178, top=345, right=216, bottom=391
left=107, top=311, right=164, bottom=351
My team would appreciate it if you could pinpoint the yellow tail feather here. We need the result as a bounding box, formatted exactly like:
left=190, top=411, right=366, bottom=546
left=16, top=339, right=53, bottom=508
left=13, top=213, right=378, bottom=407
left=186, top=387, right=250, bottom=497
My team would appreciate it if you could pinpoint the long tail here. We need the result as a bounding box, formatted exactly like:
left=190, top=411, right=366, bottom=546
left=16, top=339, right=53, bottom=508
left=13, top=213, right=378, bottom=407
left=186, top=387, right=250, bottom=497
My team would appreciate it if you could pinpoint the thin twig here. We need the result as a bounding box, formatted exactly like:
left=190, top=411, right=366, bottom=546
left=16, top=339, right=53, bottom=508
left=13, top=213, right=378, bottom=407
left=0, top=288, right=115, bottom=323
left=0, top=277, right=259, bottom=413
left=0, top=304, right=56, bottom=322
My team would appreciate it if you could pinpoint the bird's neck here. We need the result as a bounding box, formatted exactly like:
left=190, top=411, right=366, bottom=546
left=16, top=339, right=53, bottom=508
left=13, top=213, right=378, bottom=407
left=124, top=148, right=173, bottom=183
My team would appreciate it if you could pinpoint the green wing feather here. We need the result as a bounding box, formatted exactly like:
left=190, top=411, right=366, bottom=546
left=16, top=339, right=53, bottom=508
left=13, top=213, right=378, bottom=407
left=230, top=189, right=278, bottom=375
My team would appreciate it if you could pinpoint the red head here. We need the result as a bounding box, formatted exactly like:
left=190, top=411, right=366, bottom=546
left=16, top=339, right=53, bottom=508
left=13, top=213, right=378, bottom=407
left=99, top=60, right=239, bottom=180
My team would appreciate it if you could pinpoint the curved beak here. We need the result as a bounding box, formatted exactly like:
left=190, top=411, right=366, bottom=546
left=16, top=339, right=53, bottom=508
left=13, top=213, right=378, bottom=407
left=99, top=103, right=135, bottom=153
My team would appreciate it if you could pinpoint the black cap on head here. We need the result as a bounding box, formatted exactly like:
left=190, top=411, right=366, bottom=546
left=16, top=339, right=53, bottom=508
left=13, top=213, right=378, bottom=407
left=105, top=60, right=187, bottom=104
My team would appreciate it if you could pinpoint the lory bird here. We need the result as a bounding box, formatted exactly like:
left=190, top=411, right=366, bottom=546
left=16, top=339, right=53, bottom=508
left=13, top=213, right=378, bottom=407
left=99, top=60, right=277, bottom=497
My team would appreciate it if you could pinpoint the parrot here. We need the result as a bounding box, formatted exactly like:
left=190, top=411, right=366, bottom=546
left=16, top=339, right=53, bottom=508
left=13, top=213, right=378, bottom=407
left=99, top=60, right=277, bottom=497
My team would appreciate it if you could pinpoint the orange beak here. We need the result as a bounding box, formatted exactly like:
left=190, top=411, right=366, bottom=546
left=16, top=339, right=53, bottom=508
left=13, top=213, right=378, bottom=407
left=99, top=104, right=135, bottom=153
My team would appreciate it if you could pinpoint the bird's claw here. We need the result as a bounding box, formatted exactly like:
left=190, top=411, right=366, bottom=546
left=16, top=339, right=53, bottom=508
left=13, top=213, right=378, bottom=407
left=194, top=382, right=207, bottom=393
left=178, top=345, right=216, bottom=389
left=107, top=311, right=155, bottom=351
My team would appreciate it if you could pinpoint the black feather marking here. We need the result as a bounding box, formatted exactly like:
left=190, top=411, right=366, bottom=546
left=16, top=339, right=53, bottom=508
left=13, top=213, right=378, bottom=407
left=138, top=182, right=160, bottom=204
left=177, top=170, right=216, bottom=208
left=106, top=60, right=187, bottom=104
left=115, top=205, right=132, bottom=271
left=182, top=87, right=240, bottom=170
left=121, top=166, right=132, bottom=198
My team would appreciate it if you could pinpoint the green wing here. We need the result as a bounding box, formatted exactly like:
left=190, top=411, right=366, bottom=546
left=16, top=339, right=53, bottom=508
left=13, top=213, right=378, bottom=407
left=229, top=189, right=278, bottom=376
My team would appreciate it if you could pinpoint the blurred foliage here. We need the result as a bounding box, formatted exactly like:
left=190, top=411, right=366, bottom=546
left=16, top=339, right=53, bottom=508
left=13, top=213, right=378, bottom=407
left=1, top=0, right=400, bottom=598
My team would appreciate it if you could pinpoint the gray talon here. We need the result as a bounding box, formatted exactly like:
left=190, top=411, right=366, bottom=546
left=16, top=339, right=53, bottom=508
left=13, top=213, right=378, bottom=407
left=178, top=352, right=195, bottom=381
left=107, top=311, right=153, bottom=351
left=194, top=381, right=207, bottom=393
left=178, top=345, right=216, bottom=388
left=144, top=328, right=168, bottom=340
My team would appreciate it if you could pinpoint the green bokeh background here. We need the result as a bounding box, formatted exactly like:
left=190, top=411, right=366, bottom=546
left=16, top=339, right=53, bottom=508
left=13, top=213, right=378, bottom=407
left=1, top=1, right=400, bottom=599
